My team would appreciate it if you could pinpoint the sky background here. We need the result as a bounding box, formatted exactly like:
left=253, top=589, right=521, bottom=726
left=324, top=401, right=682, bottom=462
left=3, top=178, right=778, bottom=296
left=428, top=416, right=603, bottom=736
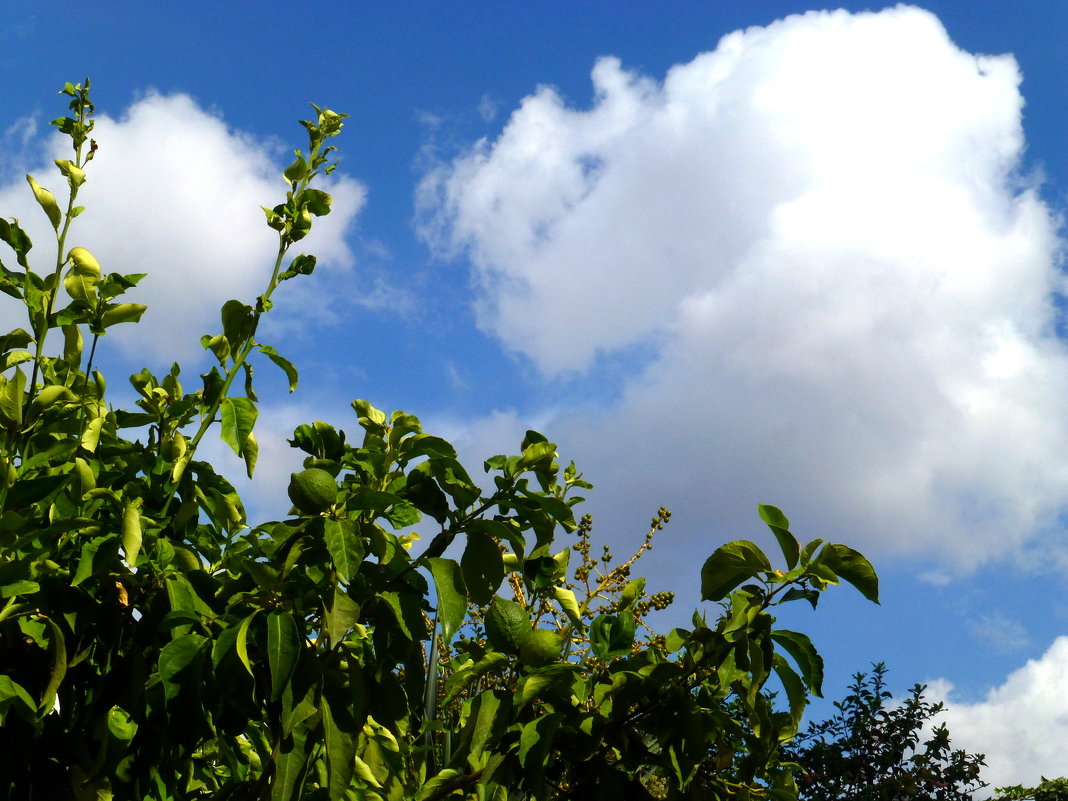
left=3, top=1, right=1068, bottom=789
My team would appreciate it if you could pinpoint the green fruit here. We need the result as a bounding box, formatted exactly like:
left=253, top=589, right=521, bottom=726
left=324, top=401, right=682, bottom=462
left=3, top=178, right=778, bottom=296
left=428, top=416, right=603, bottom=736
left=485, top=596, right=531, bottom=653
left=288, top=468, right=337, bottom=514
left=520, top=629, right=564, bottom=667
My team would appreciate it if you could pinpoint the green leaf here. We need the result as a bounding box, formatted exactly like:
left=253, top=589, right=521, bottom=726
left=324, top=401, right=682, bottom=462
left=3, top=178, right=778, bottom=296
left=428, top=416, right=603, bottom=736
left=324, top=518, right=364, bottom=583
left=26, top=174, right=61, bottom=230
left=552, top=587, right=584, bottom=632
left=220, top=396, right=258, bottom=460
left=617, top=577, right=646, bottom=613
left=417, top=770, right=466, bottom=801
left=352, top=398, right=387, bottom=434
left=267, top=611, right=301, bottom=702
left=157, top=633, right=207, bottom=702
left=700, top=540, right=773, bottom=601
left=221, top=299, right=255, bottom=349
left=54, top=158, right=86, bottom=188
left=770, top=655, right=806, bottom=737
left=71, top=535, right=119, bottom=587
left=257, top=344, right=298, bottom=392
left=589, top=613, right=636, bottom=661
left=234, top=610, right=259, bottom=677
left=283, top=154, right=308, bottom=182
left=272, top=719, right=314, bottom=801
left=64, top=247, right=101, bottom=304
left=30, top=385, right=76, bottom=410
left=99, top=302, right=147, bottom=329
left=0, top=366, right=26, bottom=425
left=38, top=616, right=67, bottom=715
left=242, top=429, right=259, bottom=478
left=461, top=531, right=504, bottom=605
left=321, top=694, right=358, bottom=797
left=816, top=544, right=880, bottom=603
left=759, top=504, right=800, bottom=570
left=516, top=440, right=557, bottom=472
left=518, top=712, right=560, bottom=779
left=0, top=676, right=37, bottom=723
left=770, top=629, right=824, bottom=696
left=0, top=218, right=32, bottom=267
left=427, top=557, right=467, bottom=643
left=202, top=333, right=230, bottom=363
left=443, top=652, right=508, bottom=704
left=467, top=690, right=507, bottom=760
left=122, top=499, right=142, bottom=568
left=303, top=187, right=332, bottom=216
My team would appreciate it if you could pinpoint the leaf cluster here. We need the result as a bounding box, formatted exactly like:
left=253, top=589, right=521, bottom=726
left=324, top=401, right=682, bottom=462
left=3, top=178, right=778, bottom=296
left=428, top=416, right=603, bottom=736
left=0, top=82, right=882, bottom=801
left=781, top=663, right=987, bottom=801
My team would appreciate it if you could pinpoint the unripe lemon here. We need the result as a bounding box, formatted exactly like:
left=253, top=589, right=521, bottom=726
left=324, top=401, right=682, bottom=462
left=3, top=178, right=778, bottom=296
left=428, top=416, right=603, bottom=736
left=288, top=468, right=337, bottom=514
left=485, top=597, right=531, bottom=654
left=520, top=629, right=564, bottom=667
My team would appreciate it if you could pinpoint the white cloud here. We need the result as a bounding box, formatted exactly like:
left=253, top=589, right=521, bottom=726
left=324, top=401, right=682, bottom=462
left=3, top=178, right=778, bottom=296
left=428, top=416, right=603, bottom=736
left=930, top=637, right=1068, bottom=790
left=418, top=6, right=1068, bottom=569
left=0, top=91, right=365, bottom=366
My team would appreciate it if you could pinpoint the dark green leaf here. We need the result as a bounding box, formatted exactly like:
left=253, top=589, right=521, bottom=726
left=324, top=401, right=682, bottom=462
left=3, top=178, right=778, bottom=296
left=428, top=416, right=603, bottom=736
left=324, top=518, right=364, bottom=583
left=221, top=299, right=255, bottom=349
left=770, top=629, right=824, bottom=696
left=38, top=616, right=67, bottom=715
left=321, top=694, right=357, bottom=796
left=427, top=557, right=467, bottom=643
left=817, top=544, right=880, bottom=603
left=0, top=676, right=37, bottom=723
left=157, top=633, right=207, bottom=702
left=759, top=504, right=800, bottom=570
left=0, top=218, right=32, bottom=267
left=461, top=532, right=503, bottom=605
left=589, top=613, right=636, bottom=661
left=700, top=540, right=773, bottom=601
left=257, top=344, right=299, bottom=392
left=0, top=366, right=26, bottom=425
left=267, top=611, right=301, bottom=702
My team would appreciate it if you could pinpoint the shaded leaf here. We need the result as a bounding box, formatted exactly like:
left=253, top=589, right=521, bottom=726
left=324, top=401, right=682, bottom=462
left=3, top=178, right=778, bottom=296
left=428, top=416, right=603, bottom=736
left=461, top=531, right=504, bottom=605
left=701, top=540, right=773, bottom=601
left=267, top=611, right=301, bottom=701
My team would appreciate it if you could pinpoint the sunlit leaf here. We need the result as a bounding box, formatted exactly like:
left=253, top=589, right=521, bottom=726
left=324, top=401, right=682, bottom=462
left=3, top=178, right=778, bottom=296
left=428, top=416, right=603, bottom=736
left=428, top=557, right=467, bottom=643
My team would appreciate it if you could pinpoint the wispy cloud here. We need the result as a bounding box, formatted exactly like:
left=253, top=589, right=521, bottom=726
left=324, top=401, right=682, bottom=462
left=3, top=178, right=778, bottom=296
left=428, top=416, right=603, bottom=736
left=969, top=613, right=1032, bottom=653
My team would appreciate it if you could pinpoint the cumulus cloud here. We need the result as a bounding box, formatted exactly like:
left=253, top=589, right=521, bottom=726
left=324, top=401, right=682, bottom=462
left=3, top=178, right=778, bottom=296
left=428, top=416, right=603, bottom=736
left=929, top=637, right=1068, bottom=789
left=418, top=5, right=1068, bottom=568
left=0, top=91, right=365, bottom=366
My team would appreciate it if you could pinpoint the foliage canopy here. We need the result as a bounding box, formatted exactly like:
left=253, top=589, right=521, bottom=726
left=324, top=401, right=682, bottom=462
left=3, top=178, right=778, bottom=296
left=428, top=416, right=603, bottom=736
left=0, top=81, right=880, bottom=800
left=782, top=663, right=986, bottom=801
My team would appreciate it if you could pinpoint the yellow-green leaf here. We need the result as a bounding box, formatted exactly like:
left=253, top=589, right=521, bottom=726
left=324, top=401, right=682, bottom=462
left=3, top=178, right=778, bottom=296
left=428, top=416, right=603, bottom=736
left=26, top=175, right=61, bottom=230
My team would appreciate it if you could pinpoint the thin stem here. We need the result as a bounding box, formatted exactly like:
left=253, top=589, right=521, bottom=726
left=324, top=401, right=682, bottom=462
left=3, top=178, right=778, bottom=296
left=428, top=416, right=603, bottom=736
left=159, top=125, right=333, bottom=516
left=27, top=124, right=88, bottom=407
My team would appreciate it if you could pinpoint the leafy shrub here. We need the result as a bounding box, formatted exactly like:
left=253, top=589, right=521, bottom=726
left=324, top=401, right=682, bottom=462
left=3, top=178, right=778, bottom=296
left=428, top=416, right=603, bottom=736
left=0, top=80, right=879, bottom=801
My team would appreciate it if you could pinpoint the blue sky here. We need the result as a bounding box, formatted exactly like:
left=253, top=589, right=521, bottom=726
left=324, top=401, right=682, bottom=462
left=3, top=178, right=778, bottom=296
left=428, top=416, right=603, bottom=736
left=3, top=1, right=1068, bottom=788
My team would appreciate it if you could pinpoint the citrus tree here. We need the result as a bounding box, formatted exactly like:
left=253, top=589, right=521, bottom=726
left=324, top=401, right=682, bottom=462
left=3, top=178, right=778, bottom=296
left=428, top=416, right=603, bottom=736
left=0, top=81, right=880, bottom=801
